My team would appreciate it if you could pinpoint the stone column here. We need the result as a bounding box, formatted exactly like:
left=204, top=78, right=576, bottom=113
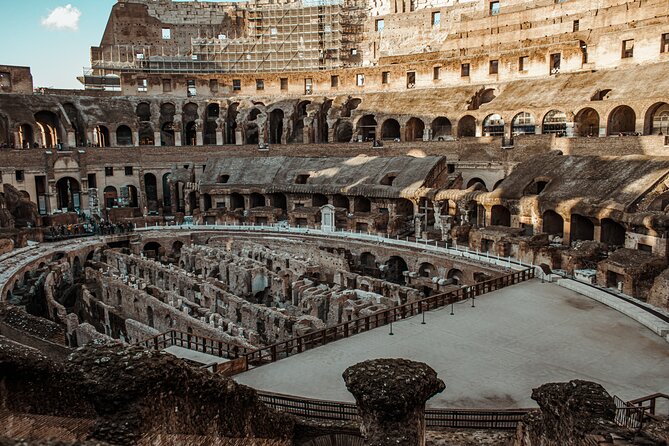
left=216, top=130, right=223, bottom=146
left=343, top=359, right=445, bottom=446
left=154, top=131, right=162, bottom=147
left=133, top=131, right=140, bottom=147
left=67, top=130, right=76, bottom=147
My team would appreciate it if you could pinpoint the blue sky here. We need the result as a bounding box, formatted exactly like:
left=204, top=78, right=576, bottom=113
left=0, top=1, right=235, bottom=89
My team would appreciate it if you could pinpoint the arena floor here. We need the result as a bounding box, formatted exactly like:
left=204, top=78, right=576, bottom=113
left=235, top=279, right=669, bottom=408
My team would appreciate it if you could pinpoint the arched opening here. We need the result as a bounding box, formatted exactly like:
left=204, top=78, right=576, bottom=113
left=466, top=178, right=488, bottom=191
left=93, top=125, right=110, bottom=147
left=162, top=173, right=171, bottom=208
left=542, top=110, right=567, bottom=135
left=457, top=115, right=476, bottom=137
left=644, top=102, right=669, bottom=135
left=381, top=119, right=400, bottom=140
left=418, top=262, right=436, bottom=278
left=34, top=110, right=61, bottom=148
left=447, top=268, right=463, bottom=285
left=144, top=173, right=158, bottom=211
left=360, top=252, right=376, bottom=272
left=138, top=123, right=154, bottom=146
left=357, top=115, right=377, bottom=141
left=104, top=186, right=118, bottom=208
left=492, top=179, right=504, bottom=191
left=230, top=192, right=245, bottom=210
left=249, top=192, right=266, bottom=208
left=136, top=102, right=151, bottom=122
left=335, top=121, right=353, bottom=142
left=607, top=105, right=636, bottom=135
left=161, top=122, right=175, bottom=146
left=353, top=196, right=371, bottom=213
left=385, top=256, right=408, bottom=285
left=172, top=240, right=183, bottom=257
left=184, top=121, right=197, bottom=146
left=71, top=256, right=82, bottom=279
left=511, top=112, right=535, bottom=135
left=570, top=214, right=595, bottom=242
left=482, top=114, right=504, bottom=136
left=227, top=102, right=239, bottom=144
left=116, top=125, right=133, bottom=146
left=202, top=193, right=212, bottom=211
left=143, top=241, right=162, bottom=258
left=332, top=194, right=350, bottom=209
left=204, top=103, right=219, bottom=145
left=269, top=109, right=284, bottom=144
left=524, top=179, right=549, bottom=195
left=395, top=198, right=414, bottom=217
left=319, top=99, right=332, bottom=143
left=116, top=289, right=123, bottom=307
left=490, top=205, right=511, bottom=226
left=272, top=193, right=287, bottom=211
left=542, top=210, right=564, bottom=237
left=55, top=177, right=81, bottom=212
left=601, top=218, right=625, bottom=246
left=18, top=123, right=34, bottom=148
left=126, top=185, right=139, bottom=207
left=575, top=107, right=599, bottom=137
left=431, top=117, right=452, bottom=140
left=160, top=103, right=176, bottom=145
left=0, top=114, right=9, bottom=147
left=289, top=101, right=310, bottom=143
left=404, top=117, right=424, bottom=142
left=312, top=194, right=328, bottom=207
left=245, top=123, right=259, bottom=144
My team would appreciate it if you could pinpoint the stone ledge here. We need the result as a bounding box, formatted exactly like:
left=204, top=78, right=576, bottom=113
left=556, top=278, right=669, bottom=341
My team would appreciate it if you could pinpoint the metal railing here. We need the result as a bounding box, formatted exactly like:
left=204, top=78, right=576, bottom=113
left=241, top=268, right=534, bottom=367
left=138, top=267, right=534, bottom=370
left=614, top=395, right=645, bottom=431
left=257, top=391, right=531, bottom=429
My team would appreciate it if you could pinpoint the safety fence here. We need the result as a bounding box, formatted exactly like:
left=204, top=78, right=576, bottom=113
left=257, top=391, right=531, bottom=430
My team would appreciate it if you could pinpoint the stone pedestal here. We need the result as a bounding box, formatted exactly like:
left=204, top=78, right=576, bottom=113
left=343, top=358, right=445, bottom=446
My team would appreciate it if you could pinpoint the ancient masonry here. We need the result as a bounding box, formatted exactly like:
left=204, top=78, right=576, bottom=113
left=0, top=0, right=669, bottom=444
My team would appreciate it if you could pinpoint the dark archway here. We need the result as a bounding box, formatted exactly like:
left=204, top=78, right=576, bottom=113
left=126, top=185, right=139, bottom=208
left=204, top=103, right=219, bottom=145
left=184, top=121, right=197, bottom=146
left=312, top=194, right=328, bottom=207
left=404, top=117, right=424, bottom=142
left=418, top=262, right=436, bottom=278
left=161, top=122, right=175, bottom=146
left=245, top=123, right=259, bottom=144
left=55, top=177, right=81, bottom=211
left=332, top=194, right=349, bottom=209
left=138, top=122, right=154, bottom=146
left=162, top=173, right=171, bottom=208
left=136, top=102, right=151, bottom=122
left=543, top=210, right=564, bottom=237
left=357, top=115, right=377, bottom=141
left=466, top=178, right=488, bottom=191
left=431, top=117, right=452, bottom=140
left=62, top=103, right=85, bottom=147
left=230, top=192, right=245, bottom=210
left=144, top=173, right=158, bottom=211
left=272, top=193, right=287, bottom=212
left=269, top=109, right=284, bottom=144
left=385, top=256, right=408, bottom=285
left=457, top=115, right=476, bottom=137
left=447, top=268, right=463, bottom=285
left=601, top=218, right=625, bottom=246
left=381, top=119, right=400, bottom=140
left=607, top=105, right=636, bottom=135
left=250, top=192, right=266, bottom=208
left=227, top=102, right=239, bottom=144
left=570, top=214, right=595, bottom=242
left=353, top=196, right=371, bottom=213
left=104, top=186, right=118, bottom=209
left=490, top=205, right=511, bottom=226
left=160, top=103, right=176, bottom=145
left=116, top=125, right=133, bottom=146
left=575, top=107, right=599, bottom=137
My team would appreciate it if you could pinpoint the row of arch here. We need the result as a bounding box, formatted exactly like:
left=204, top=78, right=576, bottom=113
left=4, top=101, right=667, bottom=149
left=353, top=103, right=669, bottom=141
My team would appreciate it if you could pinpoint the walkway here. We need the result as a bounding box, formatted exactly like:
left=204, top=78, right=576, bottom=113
left=235, top=279, right=669, bottom=408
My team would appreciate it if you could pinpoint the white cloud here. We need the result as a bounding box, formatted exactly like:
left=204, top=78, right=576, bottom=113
left=41, top=4, right=81, bottom=31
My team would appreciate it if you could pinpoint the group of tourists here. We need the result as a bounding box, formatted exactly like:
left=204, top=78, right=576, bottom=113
left=46, top=220, right=135, bottom=240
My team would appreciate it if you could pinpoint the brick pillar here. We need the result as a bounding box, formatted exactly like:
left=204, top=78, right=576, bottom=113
left=154, top=131, right=161, bottom=147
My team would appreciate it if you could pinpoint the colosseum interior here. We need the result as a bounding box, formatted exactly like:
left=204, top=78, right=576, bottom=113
left=0, top=0, right=668, bottom=444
